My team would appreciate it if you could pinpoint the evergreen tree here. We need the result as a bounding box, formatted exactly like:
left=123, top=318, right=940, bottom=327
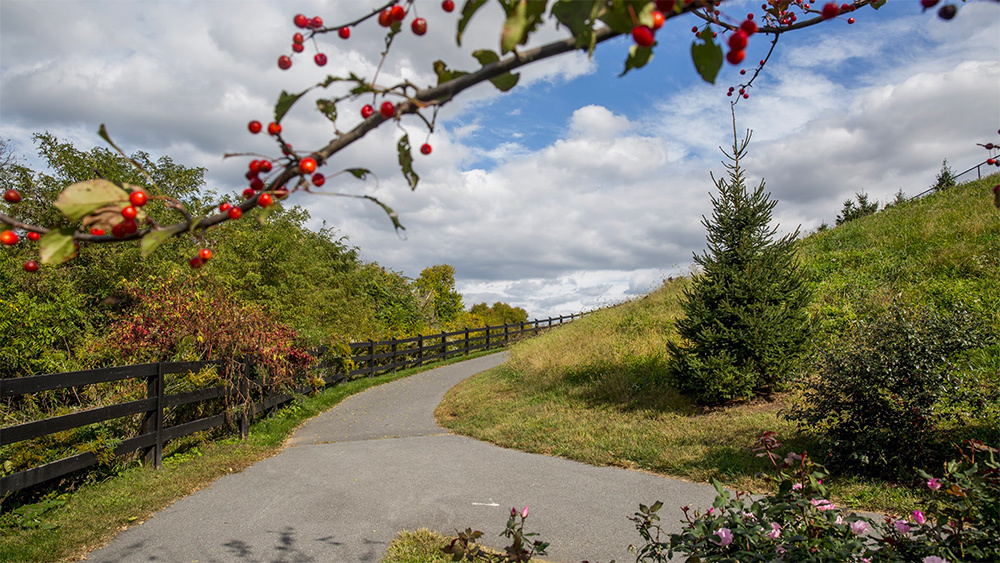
left=666, top=124, right=812, bottom=405
left=835, top=192, right=879, bottom=225
left=932, top=158, right=957, bottom=192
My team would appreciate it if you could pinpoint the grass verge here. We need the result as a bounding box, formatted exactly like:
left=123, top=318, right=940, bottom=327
left=0, top=350, right=501, bottom=563
left=381, top=528, right=553, bottom=563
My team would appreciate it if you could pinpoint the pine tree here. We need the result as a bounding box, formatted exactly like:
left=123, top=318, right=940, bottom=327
left=666, top=123, right=812, bottom=405
left=932, top=159, right=957, bottom=192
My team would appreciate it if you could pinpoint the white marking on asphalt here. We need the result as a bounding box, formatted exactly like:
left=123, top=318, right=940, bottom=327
left=471, top=500, right=500, bottom=506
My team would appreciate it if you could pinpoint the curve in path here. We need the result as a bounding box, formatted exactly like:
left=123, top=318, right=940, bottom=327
left=86, top=353, right=719, bottom=563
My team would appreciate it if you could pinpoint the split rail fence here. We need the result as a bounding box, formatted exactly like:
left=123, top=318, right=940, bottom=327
left=1, top=313, right=582, bottom=496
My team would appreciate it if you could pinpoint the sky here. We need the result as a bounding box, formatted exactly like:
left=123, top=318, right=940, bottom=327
left=2, top=0, right=998, bottom=319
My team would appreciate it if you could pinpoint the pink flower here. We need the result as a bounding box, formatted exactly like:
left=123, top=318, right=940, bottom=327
left=765, top=522, right=782, bottom=539
left=922, top=557, right=950, bottom=563
left=809, top=498, right=836, bottom=511
left=511, top=507, right=517, bottom=517
left=707, top=507, right=715, bottom=516
left=894, top=520, right=911, bottom=535
left=927, top=478, right=942, bottom=490
left=521, top=506, right=529, bottom=519
left=835, top=515, right=844, bottom=525
left=776, top=546, right=787, bottom=554
left=850, top=521, right=868, bottom=535
left=792, top=483, right=803, bottom=490
left=713, top=528, right=733, bottom=547
left=912, top=510, right=926, bottom=525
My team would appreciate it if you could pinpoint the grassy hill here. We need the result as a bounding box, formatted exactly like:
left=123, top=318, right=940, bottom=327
left=437, top=173, right=1000, bottom=514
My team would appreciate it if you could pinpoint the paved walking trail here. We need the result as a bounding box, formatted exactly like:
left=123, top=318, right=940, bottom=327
left=86, top=353, right=719, bottom=563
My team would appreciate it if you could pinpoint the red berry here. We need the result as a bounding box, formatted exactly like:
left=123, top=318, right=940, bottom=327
left=278, top=55, right=292, bottom=70
left=412, top=17, right=427, bottom=36
left=988, top=158, right=996, bottom=165
left=821, top=2, right=839, bottom=19
left=249, top=177, right=265, bottom=191
left=420, top=143, right=432, bottom=155
left=740, top=19, right=758, bottom=35
left=268, top=122, right=282, bottom=136
left=121, top=205, right=138, bottom=220
left=312, top=173, right=326, bottom=186
left=938, top=4, right=957, bottom=20
left=219, top=202, right=232, bottom=212
left=293, top=32, right=304, bottom=44
left=249, top=160, right=261, bottom=174
left=282, top=144, right=294, bottom=156
left=921, top=0, right=940, bottom=8
left=631, top=25, right=654, bottom=48
left=378, top=9, right=393, bottom=27
left=339, top=26, right=350, bottom=39
left=258, top=193, right=274, bottom=207
left=314, top=53, right=327, bottom=66
left=275, top=186, right=290, bottom=199
left=122, top=219, right=138, bottom=234
left=310, top=16, right=323, bottom=29
left=26, top=231, right=40, bottom=242
left=259, top=160, right=272, bottom=173
left=390, top=5, right=406, bottom=21
left=189, top=257, right=204, bottom=269
left=847, top=17, right=855, bottom=24
left=442, top=0, right=455, bottom=12
left=727, top=49, right=746, bottom=65
left=294, top=14, right=309, bottom=28
left=199, top=248, right=213, bottom=261
left=728, top=30, right=748, bottom=51
left=248, top=120, right=262, bottom=134
left=651, top=11, right=666, bottom=31
left=1, top=230, right=19, bottom=245
left=300, top=157, right=318, bottom=174
left=985, top=143, right=994, bottom=150
left=380, top=101, right=395, bottom=119
left=130, top=190, right=147, bottom=207
left=3, top=189, right=22, bottom=203
left=23, top=260, right=39, bottom=273
left=361, top=104, right=375, bottom=118
left=228, top=207, right=243, bottom=220
left=243, top=187, right=256, bottom=199
left=292, top=42, right=305, bottom=53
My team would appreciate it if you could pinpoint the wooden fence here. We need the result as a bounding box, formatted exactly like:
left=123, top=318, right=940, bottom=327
left=0, top=313, right=582, bottom=496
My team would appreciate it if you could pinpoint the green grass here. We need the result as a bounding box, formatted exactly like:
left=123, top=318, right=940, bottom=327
left=0, top=350, right=501, bottom=563
left=437, top=174, right=1000, bottom=517
left=380, top=528, right=554, bottom=563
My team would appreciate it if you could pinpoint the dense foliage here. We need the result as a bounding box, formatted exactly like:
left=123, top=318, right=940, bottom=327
left=666, top=127, right=811, bottom=405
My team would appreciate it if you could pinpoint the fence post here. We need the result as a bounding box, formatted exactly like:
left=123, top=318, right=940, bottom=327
left=533, top=318, right=539, bottom=336
left=239, top=357, right=251, bottom=440
left=485, top=324, right=491, bottom=350
left=143, top=362, right=165, bottom=468
left=368, top=339, right=375, bottom=377
left=504, top=323, right=510, bottom=346
left=441, top=333, right=448, bottom=361
left=464, top=328, right=470, bottom=356
left=417, top=334, right=424, bottom=367
left=390, top=337, right=397, bottom=374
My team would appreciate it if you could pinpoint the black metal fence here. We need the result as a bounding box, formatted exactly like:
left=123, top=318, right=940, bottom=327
left=0, top=313, right=582, bottom=495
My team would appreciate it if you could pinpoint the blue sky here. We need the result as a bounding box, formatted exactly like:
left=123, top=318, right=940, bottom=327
left=2, top=1, right=999, bottom=317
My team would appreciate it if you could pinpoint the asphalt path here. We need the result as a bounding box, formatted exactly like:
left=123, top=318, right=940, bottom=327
left=86, top=353, right=720, bottom=563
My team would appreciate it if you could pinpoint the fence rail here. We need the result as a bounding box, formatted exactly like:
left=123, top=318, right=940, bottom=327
left=0, top=313, right=582, bottom=495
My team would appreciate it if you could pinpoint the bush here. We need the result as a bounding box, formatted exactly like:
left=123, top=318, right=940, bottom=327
left=786, top=302, right=995, bottom=479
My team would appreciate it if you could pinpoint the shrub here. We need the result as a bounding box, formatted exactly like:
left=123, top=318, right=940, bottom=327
left=786, top=302, right=995, bottom=479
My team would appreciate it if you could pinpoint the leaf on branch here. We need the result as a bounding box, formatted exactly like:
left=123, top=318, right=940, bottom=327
left=691, top=28, right=723, bottom=85
left=870, top=0, right=887, bottom=8
left=471, top=49, right=520, bottom=92
left=54, top=179, right=130, bottom=221
left=275, top=88, right=311, bottom=124
left=316, top=99, right=337, bottom=124
left=621, top=44, right=654, bottom=77
left=433, top=60, right=470, bottom=86
left=362, top=195, right=405, bottom=233
left=81, top=204, right=146, bottom=232
left=397, top=134, right=419, bottom=190
left=257, top=202, right=281, bottom=225
left=551, top=0, right=603, bottom=56
left=140, top=225, right=184, bottom=258
left=457, top=0, right=489, bottom=46
left=97, top=125, right=158, bottom=191
left=39, top=228, right=77, bottom=265
left=345, top=168, right=374, bottom=181
left=596, top=0, right=642, bottom=34
left=500, top=0, right=547, bottom=54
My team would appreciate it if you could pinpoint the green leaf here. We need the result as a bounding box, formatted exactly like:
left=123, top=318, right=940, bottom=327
left=621, top=44, right=654, bottom=77
left=54, top=179, right=130, bottom=221
left=500, top=0, right=548, bottom=54
left=257, top=202, right=281, bottom=225
left=691, top=28, right=723, bottom=85
left=551, top=0, right=603, bottom=55
left=457, top=0, right=489, bottom=46
left=140, top=225, right=183, bottom=258
left=471, top=49, right=520, bottom=92
left=870, top=0, right=887, bottom=8
left=39, top=228, right=77, bottom=265
left=275, top=88, right=310, bottom=124
left=433, top=60, right=470, bottom=86
left=397, top=134, right=419, bottom=190
left=316, top=99, right=337, bottom=124
left=345, top=168, right=373, bottom=181
left=362, top=195, right=405, bottom=232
